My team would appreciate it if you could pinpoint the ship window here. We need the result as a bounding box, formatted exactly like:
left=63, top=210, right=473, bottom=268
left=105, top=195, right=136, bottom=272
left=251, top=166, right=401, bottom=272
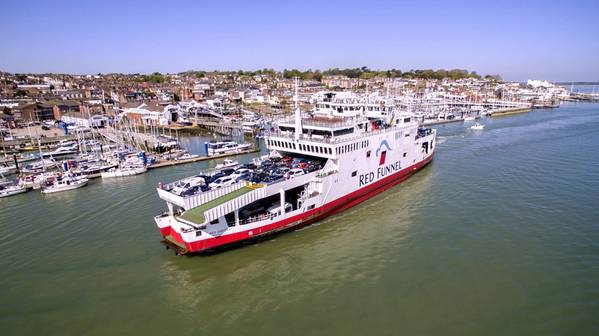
left=352, top=171, right=357, bottom=177
left=404, top=118, right=411, bottom=123
left=367, top=150, right=371, bottom=157
left=210, top=219, right=219, bottom=225
left=307, top=204, right=315, bottom=210
left=405, top=133, right=410, bottom=137
left=403, top=152, right=407, bottom=157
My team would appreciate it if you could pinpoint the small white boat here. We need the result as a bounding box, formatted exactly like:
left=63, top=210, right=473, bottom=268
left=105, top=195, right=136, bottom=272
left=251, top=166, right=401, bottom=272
left=205, top=141, right=252, bottom=156
left=0, top=184, right=27, bottom=198
left=41, top=177, right=88, bottom=194
left=463, top=116, right=476, bottom=122
left=101, top=165, right=147, bottom=178
left=470, top=123, right=485, bottom=130
left=175, top=153, right=199, bottom=161
left=215, top=159, right=239, bottom=170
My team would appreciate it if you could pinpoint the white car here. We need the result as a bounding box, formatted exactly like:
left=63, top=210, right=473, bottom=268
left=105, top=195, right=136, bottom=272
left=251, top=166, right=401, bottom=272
left=285, top=168, right=305, bottom=179
left=210, top=176, right=236, bottom=190
left=171, top=176, right=206, bottom=195
left=230, top=168, right=251, bottom=179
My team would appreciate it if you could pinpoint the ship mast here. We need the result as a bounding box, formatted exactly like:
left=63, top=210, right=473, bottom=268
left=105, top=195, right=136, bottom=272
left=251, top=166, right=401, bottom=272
left=293, top=77, right=302, bottom=140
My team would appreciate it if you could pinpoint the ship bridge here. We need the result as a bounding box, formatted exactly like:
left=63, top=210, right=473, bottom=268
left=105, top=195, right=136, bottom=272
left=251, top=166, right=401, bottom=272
left=266, top=111, right=417, bottom=159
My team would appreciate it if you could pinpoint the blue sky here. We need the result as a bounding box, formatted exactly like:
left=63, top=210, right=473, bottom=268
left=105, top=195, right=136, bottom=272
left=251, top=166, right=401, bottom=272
left=1, top=0, right=598, bottom=81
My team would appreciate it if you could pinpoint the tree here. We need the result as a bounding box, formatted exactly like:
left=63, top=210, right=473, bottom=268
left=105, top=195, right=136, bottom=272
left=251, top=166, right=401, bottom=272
left=14, top=90, right=27, bottom=97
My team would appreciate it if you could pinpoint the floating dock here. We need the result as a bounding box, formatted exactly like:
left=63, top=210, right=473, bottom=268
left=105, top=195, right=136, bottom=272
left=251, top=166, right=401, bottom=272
left=147, top=148, right=260, bottom=170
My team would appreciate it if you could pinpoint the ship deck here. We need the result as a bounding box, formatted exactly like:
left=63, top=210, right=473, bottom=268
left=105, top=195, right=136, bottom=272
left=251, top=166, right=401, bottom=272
left=179, top=186, right=254, bottom=225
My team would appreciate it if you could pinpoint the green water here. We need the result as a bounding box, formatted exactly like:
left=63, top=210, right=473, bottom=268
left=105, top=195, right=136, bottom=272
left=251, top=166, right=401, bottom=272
left=1, top=103, right=598, bottom=335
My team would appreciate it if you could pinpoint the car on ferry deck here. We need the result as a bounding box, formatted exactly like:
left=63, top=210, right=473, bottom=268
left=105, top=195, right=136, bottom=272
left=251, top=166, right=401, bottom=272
left=210, top=176, right=236, bottom=190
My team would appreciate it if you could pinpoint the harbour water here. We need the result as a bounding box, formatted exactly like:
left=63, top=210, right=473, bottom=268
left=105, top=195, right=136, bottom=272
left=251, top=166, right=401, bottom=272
left=1, top=103, right=598, bottom=335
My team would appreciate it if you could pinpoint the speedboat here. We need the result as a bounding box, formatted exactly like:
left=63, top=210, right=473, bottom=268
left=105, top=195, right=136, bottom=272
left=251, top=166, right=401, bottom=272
left=215, top=159, right=239, bottom=170
left=42, top=143, right=79, bottom=157
left=101, top=165, right=147, bottom=178
left=175, top=153, right=199, bottom=161
left=0, top=184, right=27, bottom=198
left=22, top=158, right=57, bottom=173
left=470, top=123, right=485, bottom=130
left=41, top=176, right=88, bottom=194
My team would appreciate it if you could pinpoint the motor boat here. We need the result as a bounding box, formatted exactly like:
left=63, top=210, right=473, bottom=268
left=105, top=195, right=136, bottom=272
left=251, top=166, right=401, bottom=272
left=215, top=159, right=239, bottom=170
left=0, top=184, right=27, bottom=198
left=470, top=123, right=485, bottom=130
left=101, top=165, right=147, bottom=178
left=0, top=165, right=17, bottom=175
left=463, top=116, right=476, bottom=122
left=22, top=158, right=57, bottom=173
left=205, top=140, right=252, bottom=156
left=41, top=175, right=88, bottom=194
left=175, top=153, right=199, bottom=161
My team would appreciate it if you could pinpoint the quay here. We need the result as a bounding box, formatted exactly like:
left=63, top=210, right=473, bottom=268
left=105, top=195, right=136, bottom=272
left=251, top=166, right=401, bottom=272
left=489, top=107, right=532, bottom=117
left=147, top=148, right=260, bottom=170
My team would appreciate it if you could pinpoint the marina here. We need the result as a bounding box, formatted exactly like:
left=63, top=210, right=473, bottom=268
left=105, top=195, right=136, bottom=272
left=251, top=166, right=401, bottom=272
left=1, top=103, right=597, bottom=334
left=2, top=0, right=598, bottom=333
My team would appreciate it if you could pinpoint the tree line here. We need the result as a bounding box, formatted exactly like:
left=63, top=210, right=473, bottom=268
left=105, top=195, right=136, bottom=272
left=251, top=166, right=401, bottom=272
left=141, top=68, right=502, bottom=83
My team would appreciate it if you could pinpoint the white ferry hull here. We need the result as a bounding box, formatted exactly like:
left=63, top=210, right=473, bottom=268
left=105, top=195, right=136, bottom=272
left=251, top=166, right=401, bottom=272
left=157, top=153, right=433, bottom=253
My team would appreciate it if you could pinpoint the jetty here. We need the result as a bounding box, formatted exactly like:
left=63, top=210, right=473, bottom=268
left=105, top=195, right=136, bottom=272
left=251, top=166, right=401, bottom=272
left=147, top=148, right=260, bottom=170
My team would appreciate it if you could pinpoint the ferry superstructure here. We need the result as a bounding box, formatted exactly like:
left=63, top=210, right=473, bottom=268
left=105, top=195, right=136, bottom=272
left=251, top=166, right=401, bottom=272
left=154, top=88, right=436, bottom=254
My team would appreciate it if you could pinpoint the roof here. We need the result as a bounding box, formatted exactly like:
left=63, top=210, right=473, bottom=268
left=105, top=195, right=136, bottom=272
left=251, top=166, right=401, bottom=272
left=179, top=186, right=253, bottom=225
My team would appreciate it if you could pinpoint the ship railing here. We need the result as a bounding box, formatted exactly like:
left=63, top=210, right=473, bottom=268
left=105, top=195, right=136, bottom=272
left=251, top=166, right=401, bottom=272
left=270, top=126, right=397, bottom=145
left=227, top=214, right=270, bottom=227
left=278, top=116, right=365, bottom=129
left=157, top=182, right=247, bottom=210
left=415, top=128, right=434, bottom=139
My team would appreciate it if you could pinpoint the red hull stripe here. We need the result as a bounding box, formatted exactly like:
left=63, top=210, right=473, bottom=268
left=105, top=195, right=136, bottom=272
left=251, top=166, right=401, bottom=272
left=163, top=154, right=434, bottom=252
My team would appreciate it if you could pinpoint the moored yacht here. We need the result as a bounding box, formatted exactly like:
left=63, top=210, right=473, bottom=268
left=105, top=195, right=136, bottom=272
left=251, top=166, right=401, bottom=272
left=205, top=140, right=252, bottom=156
left=41, top=175, right=88, bottom=194
left=101, top=165, right=147, bottom=178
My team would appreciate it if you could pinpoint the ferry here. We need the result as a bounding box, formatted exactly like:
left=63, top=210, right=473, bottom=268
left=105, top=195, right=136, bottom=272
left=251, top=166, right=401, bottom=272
left=154, top=87, right=436, bottom=254
left=204, top=140, right=252, bottom=156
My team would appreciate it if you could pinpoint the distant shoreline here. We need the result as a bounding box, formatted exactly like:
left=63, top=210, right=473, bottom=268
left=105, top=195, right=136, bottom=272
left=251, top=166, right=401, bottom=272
left=555, top=82, right=599, bottom=85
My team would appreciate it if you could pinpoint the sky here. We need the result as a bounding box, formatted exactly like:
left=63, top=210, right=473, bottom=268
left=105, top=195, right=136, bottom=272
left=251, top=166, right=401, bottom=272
left=1, top=0, right=598, bottom=82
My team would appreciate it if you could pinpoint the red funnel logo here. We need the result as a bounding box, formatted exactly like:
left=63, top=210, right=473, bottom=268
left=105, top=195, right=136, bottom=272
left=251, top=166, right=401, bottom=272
left=379, top=151, right=387, bottom=165
left=376, top=140, right=392, bottom=166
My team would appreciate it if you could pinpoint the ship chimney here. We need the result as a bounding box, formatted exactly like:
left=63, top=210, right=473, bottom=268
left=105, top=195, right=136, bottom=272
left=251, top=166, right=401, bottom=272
left=293, top=77, right=302, bottom=140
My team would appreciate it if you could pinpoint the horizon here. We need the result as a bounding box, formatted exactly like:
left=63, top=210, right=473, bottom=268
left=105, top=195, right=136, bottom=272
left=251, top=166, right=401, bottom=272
left=1, top=0, right=598, bottom=82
